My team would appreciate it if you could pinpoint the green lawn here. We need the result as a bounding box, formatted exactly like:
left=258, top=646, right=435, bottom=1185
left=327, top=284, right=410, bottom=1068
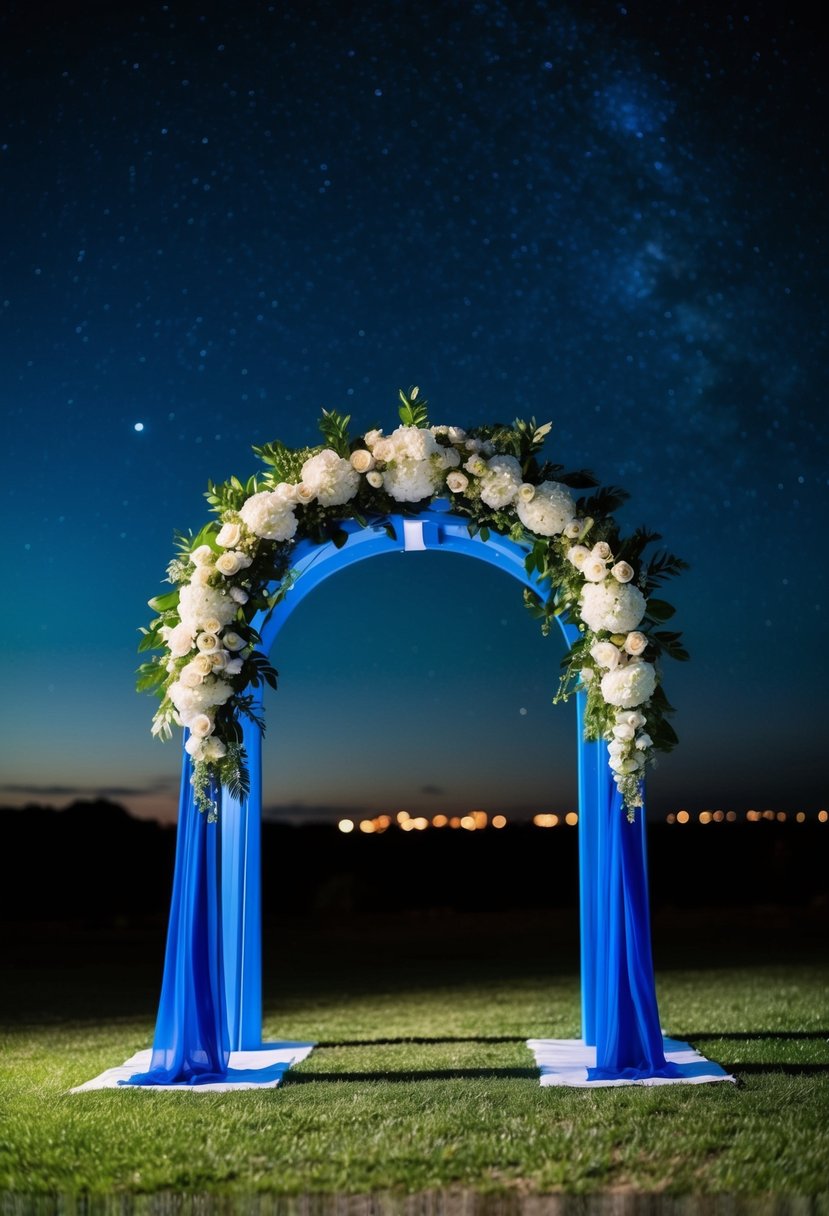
left=1, top=908, right=828, bottom=1203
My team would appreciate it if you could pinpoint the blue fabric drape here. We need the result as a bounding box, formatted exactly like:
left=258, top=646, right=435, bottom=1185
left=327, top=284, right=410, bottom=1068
left=588, top=780, right=681, bottom=1082
left=124, top=754, right=230, bottom=1085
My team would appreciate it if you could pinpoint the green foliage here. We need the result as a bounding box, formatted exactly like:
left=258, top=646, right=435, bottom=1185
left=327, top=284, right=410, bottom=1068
left=317, top=408, right=352, bottom=457
left=205, top=473, right=262, bottom=515
left=398, top=385, right=430, bottom=428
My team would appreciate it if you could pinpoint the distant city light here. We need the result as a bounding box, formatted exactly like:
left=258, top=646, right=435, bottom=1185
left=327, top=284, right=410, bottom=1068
left=492, top=815, right=507, bottom=829
left=565, top=812, right=579, bottom=826
left=819, top=810, right=828, bottom=823
left=337, top=819, right=354, bottom=834
left=432, top=814, right=448, bottom=828
left=676, top=810, right=690, bottom=825
left=533, top=813, right=559, bottom=828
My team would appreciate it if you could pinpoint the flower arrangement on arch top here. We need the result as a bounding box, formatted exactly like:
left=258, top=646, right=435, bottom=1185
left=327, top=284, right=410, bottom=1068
left=137, top=387, right=689, bottom=820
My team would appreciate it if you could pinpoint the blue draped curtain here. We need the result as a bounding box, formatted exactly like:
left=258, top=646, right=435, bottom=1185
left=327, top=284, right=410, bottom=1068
left=125, top=753, right=230, bottom=1085
left=588, top=780, right=680, bottom=1082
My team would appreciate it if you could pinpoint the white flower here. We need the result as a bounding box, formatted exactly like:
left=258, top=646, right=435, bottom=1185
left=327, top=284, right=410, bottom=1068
left=480, top=454, right=522, bottom=509
left=215, top=550, right=252, bottom=577
left=567, top=545, right=590, bottom=569
left=216, top=522, right=242, bottom=548
left=612, top=561, right=634, bottom=583
left=464, top=454, right=488, bottom=477
left=193, top=654, right=214, bottom=676
left=441, top=447, right=461, bottom=468
left=190, top=544, right=214, bottom=567
left=612, top=722, right=636, bottom=741
left=350, top=448, right=375, bottom=473
left=582, top=556, right=608, bottom=583
left=366, top=470, right=384, bottom=489
left=635, top=732, right=653, bottom=750
left=517, top=483, right=536, bottom=503
left=447, top=426, right=466, bottom=443
left=169, top=677, right=234, bottom=719
left=616, top=709, right=647, bottom=729
left=364, top=428, right=383, bottom=448
left=624, top=631, right=648, bottom=656
left=166, top=622, right=195, bottom=658
left=600, top=661, right=657, bottom=708
left=185, top=735, right=205, bottom=759
left=209, top=650, right=229, bottom=671
left=225, top=657, right=243, bottom=675
left=201, top=617, right=221, bottom=634
left=515, top=481, right=576, bottom=537
left=381, top=426, right=442, bottom=502
left=179, top=663, right=205, bottom=688
left=188, top=713, right=214, bottom=738
left=294, top=482, right=315, bottom=504
left=196, top=632, right=220, bottom=654
left=579, top=667, right=594, bottom=683
left=446, top=470, right=469, bottom=494
left=590, top=641, right=622, bottom=669
left=201, top=736, right=227, bottom=762
left=230, top=586, right=249, bottom=604
left=592, top=541, right=613, bottom=562
left=300, top=449, right=360, bottom=506
left=372, top=438, right=393, bottom=462
left=564, top=520, right=582, bottom=539
left=191, top=566, right=213, bottom=586
left=178, top=582, right=237, bottom=631
left=239, top=490, right=298, bottom=542
left=579, top=580, right=646, bottom=633
left=222, top=631, right=245, bottom=651
left=464, top=438, right=482, bottom=452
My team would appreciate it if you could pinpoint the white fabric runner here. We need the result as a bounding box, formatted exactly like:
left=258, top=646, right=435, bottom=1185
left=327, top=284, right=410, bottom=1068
left=527, top=1037, right=736, bottom=1087
left=71, top=1041, right=315, bottom=1093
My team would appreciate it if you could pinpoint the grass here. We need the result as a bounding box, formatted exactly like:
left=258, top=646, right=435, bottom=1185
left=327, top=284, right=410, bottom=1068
left=1, top=907, right=828, bottom=1205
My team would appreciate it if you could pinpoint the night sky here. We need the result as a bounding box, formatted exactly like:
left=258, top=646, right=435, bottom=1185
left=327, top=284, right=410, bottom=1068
left=2, top=1, right=826, bottom=824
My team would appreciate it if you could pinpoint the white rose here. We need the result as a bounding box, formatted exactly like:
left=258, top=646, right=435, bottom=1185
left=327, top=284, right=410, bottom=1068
left=600, top=661, right=657, bottom=709
left=447, top=426, right=466, bottom=443
left=215, top=550, right=251, bottom=577
left=624, top=631, right=648, bottom=656
left=441, top=447, right=461, bottom=468
left=612, top=561, right=634, bottom=583
left=179, top=663, right=205, bottom=688
left=166, top=622, right=195, bottom=658
left=590, top=641, right=622, bottom=669
left=464, top=438, right=482, bottom=452
left=193, top=654, right=214, bottom=676
left=372, top=439, right=393, bottom=462
left=190, top=545, right=214, bottom=567
left=225, top=657, right=244, bottom=675
left=216, top=522, right=242, bottom=548
left=290, top=482, right=313, bottom=504
left=464, top=454, right=488, bottom=477
left=579, top=581, right=646, bottom=634
left=191, top=566, right=213, bottom=586
left=616, top=709, right=646, bottom=729
left=196, top=632, right=220, bottom=654
left=201, top=617, right=221, bottom=634
left=184, top=735, right=206, bottom=759
left=582, top=557, right=608, bottom=583
left=364, top=429, right=383, bottom=448
left=222, top=631, right=245, bottom=651
left=188, top=713, right=214, bottom=739
left=608, top=739, right=626, bottom=757
left=579, top=667, right=594, bottom=684
left=515, top=481, right=576, bottom=537
left=446, top=471, right=469, bottom=494
left=517, top=483, right=536, bottom=503
left=564, top=520, right=582, bottom=539
left=592, top=541, right=613, bottom=562
left=210, top=650, right=229, bottom=671
left=366, top=470, right=384, bottom=489
left=612, top=722, right=636, bottom=741
left=350, top=449, right=375, bottom=473
left=567, top=545, right=590, bottom=569
left=230, top=586, right=249, bottom=604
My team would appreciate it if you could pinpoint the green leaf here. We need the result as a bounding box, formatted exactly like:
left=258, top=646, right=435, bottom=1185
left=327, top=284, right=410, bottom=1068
left=398, top=386, right=430, bottom=428
left=645, top=599, right=676, bottom=622
left=147, top=590, right=179, bottom=613
left=318, top=408, right=352, bottom=457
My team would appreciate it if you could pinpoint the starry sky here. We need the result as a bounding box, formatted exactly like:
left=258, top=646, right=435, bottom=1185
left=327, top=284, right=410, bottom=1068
left=2, top=1, right=826, bottom=824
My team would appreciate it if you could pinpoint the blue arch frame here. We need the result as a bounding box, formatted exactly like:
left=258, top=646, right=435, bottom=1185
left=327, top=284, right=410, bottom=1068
left=135, top=502, right=674, bottom=1085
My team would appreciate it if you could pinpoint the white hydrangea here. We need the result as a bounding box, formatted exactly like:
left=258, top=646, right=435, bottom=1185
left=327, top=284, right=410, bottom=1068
left=579, top=580, right=646, bottom=634
left=479, top=454, right=522, bottom=509
left=178, top=582, right=237, bottom=632
left=380, top=425, right=442, bottom=502
left=600, top=661, right=657, bottom=709
left=168, top=676, right=235, bottom=722
left=239, top=489, right=298, bottom=541
left=515, top=481, right=576, bottom=537
left=300, top=449, right=360, bottom=506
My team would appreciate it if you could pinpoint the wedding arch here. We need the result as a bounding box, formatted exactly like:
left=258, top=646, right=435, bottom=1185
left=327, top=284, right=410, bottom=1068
left=132, top=390, right=693, bottom=1086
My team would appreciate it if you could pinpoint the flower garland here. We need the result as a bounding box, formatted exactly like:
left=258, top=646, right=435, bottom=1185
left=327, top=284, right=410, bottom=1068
left=139, top=388, right=688, bottom=821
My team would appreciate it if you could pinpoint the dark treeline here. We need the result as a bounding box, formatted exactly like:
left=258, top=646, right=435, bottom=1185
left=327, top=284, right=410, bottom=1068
left=1, top=800, right=826, bottom=924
